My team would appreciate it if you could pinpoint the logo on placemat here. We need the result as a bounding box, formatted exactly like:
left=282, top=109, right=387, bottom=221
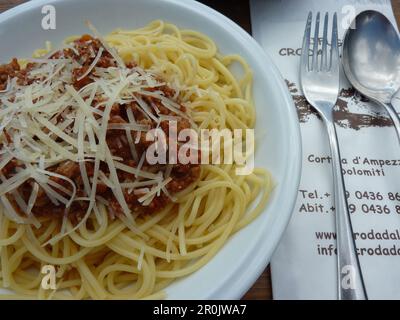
left=286, top=80, right=393, bottom=130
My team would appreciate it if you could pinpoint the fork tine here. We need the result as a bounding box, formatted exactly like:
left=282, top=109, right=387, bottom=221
left=311, top=12, right=320, bottom=71
left=330, top=12, right=339, bottom=72
left=301, top=12, right=312, bottom=72
left=320, top=13, right=329, bottom=71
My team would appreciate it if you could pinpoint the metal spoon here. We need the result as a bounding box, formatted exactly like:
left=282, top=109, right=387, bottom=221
left=343, top=10, right=400, bottom=140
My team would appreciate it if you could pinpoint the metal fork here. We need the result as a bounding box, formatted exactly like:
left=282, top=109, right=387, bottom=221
left=300, top=12, right=368, bottom=300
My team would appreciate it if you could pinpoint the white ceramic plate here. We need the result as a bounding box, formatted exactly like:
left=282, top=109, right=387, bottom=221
left=0, top=0, right=301, bottom=299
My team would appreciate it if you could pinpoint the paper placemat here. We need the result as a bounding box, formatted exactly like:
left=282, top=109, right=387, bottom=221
left=251, top=0, right=400, bottom=299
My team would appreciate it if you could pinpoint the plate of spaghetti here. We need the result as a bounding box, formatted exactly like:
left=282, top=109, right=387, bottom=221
left=0, top=0, right=301, bottom=299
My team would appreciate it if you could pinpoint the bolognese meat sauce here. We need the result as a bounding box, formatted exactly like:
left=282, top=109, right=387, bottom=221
left=0, top=35, right=200, bottom=220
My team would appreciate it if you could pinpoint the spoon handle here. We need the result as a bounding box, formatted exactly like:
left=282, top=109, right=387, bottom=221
left=324, top=116, right=368, bottom=300
left=378, top=101, right=400, bottom=142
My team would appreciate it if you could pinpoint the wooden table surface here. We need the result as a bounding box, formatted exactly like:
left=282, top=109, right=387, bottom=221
left=0, top=0, right=399, bottom=300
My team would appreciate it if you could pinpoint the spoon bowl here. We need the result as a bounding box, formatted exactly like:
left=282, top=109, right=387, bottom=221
left=343, top=10, right=400, bottom=140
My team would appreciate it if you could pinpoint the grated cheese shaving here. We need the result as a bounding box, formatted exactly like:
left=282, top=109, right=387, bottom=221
left=0, top=28, right=192, bottom=233
left=77, top=47, right=104, bottom=81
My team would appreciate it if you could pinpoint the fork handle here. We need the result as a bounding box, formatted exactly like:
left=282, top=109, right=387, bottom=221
left=323, top=113, right=368, bottom=300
